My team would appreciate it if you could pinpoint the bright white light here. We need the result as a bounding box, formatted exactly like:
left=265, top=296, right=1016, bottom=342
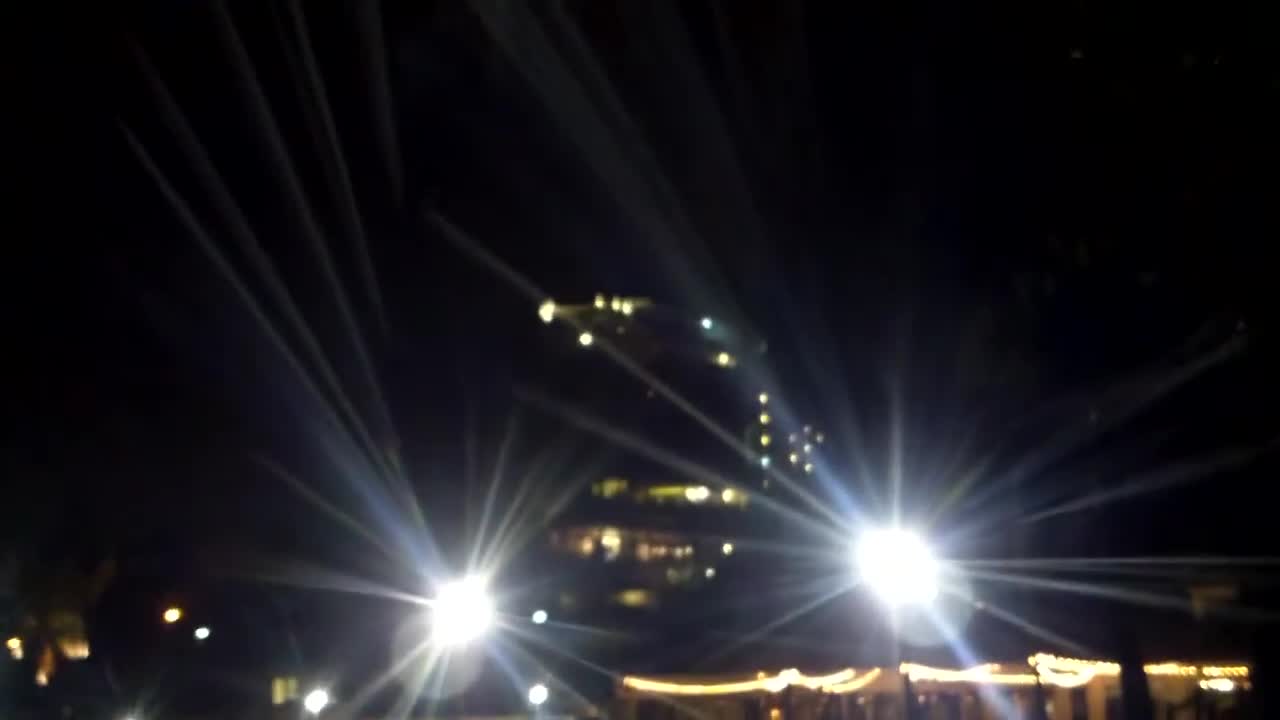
left=578, top=331, right=593, bottom=347
left=432, top=576, right=494, bottom=646
left=537, top=300, right=556, bottom=324
left=528, top=683, right=549, bottom=706
left=193, top=626, right=210, bottom=641
left=704, top=567, right=716, bottom=579
left=303, top=689, right=330, bottom=715
left=856, top=528, right=939, bottom=607
left=759, top=455, right=771, bottom=469
left=701, top=317, right=714, bottom=330
left=684, top=486, right=711, bottom=503
left=531, top=609, right=548, bottom=625
left=1200, top=678, right=1235, bottom=693
left=722, top=542, right=734, bottom=555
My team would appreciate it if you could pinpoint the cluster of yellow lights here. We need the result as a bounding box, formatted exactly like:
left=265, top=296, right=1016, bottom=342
left=6, top=637, right=22, bottom=661
left=623, top=656, right=1252, bottom=697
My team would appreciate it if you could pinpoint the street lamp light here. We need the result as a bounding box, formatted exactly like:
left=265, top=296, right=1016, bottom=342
left=528, top=683, right=549, bottom=706
left=162, top=607, right=183, bottom=624
left=855, top=527, right=939, bottom=607
left=531, top=609, right=548, bottom=625
left=303, top=688, right=330, bottom=715
left=431, top=576, right=494, bottom=646
left=193, top=626, right=210, bottom=641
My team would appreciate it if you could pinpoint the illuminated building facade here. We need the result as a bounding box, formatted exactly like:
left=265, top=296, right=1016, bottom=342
left=529, top=295, right=828, bottom=617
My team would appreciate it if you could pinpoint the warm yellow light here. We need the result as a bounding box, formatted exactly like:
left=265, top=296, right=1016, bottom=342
left=760, top=412, right=771, bottom=425
left=622, top=668, right=860, bottom=697
left=5, top=637, right=19, bottom=651
left=1200, top=678, right=1236, bottom=693
left=163, top=607, right=183, bottom=624
left=715, top=351, right=734, bottom=367
left=1202, top=665, right=1250, bottom=678
left=789, top=453, right=799, bottom=464
left=537, top=299, right=556, bottom=324
left=760, top=433, right=771, bottom=447
left=823, top=668, right=882, bottom=694
left=621, top=300, right=634, bottom=316
left=578, top=331, right=594, bottom=347
left=721, top=488, right=736, bottom=503
left=803, top=463, right=813, bottom=474
left=614, top=588, right=655, bottom=608
left=685, top=486, right=711, bottom=503
left=610, top=297, right=621, bottom=311
left=758, top=392, right=768, bottom=404
left=594, top=294, right=606, bottom=309
left=722, top=542, right=734, bottom=555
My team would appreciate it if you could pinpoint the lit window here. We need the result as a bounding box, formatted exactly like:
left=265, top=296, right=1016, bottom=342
left=594, top=294, right=606, bottom=309
left=616, top=586, right=660, bottom=602
left=600, top=528, right=622, bottom=561
left=760, top=433, right=771, bottom=447
left=578, top=331, right=594, bottom=347
left=610, top=297, right=621, bottom=311
left=758, top=392, right=768, bottom=405
left=759, top=412, right=771, bottom=425
left=577, top=535, right=596, bottom=557
left=722, top=542, right=734, bottom=556
left=789, top=452, right=799, bottom=464
left=621, top=300, right=634, bottom=316
left=272, top=677, right=300, bottom=705
left=538, top=299, right=556, bottom=324
left=721, top=488, right=736, bottom=503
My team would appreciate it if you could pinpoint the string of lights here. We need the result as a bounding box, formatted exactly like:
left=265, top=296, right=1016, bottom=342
left=620, top=654, right=1250, bottom=696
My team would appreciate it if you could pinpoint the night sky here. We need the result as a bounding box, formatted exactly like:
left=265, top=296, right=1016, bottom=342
left=9, top=0, right=1280, bottom=686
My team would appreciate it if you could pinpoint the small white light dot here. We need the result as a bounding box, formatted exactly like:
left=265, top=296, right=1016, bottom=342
left=528, top=683, right=549, bottom=706
left=578, top=332, right=594, bottom=347
left=531, top=609, right=548, bottom=625
left=194, top=626, right=210, bottom=641
left=701, top=317, right=714, bottom=330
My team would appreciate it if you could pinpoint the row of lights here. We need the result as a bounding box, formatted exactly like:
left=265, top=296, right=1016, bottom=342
left=621, top=656, right=1250, bottom=697
left=756, top=392, right=823, bottom=475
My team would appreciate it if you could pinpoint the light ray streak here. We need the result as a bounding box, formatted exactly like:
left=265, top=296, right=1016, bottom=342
left=960, top=567, right=1194, bottom=611
left=355, top=1, right=403, bottom=205
left=698, top=582, right=856, bottom=666
left=211, top=4, right=414, bottom=530
left=943, top=586, right=1094, bottom=657
left=469, top=414, right=520, bottom=572
left=256, top=457, right=396, bottom=558
left=281, top=0, right=388, bottom=334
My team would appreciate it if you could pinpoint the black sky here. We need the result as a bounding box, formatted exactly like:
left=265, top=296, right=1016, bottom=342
left=10, top=0, right=1280, bottom=604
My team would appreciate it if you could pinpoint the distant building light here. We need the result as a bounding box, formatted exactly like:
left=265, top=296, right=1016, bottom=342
left=722, top=542, right=734, bottom=556
left=620, top=300, right=634, bottom=316
left=594, top=293, right=606, bottom=309
left=789, top=452, right=799, bottom=464
left=272, top=676, right=300, bottom=705
left=194, top=626, right=210, bottom=641
left=721, top=488, right=736, bottom=503
left=715, top=351, right=734, bottom=367
left=804, top=425, right=813, bottom=435
left=537, top=299, right=556, bottom=324
left=162, top=607, right=183, bottom=624
left=6, top=637, right=21, bottom=660
left=815, top=432, right=825, bottom=443
left=614, top=588, right=656, bottom=608
left=578, top=331, right=594, bottom=347
left=1200, top=678, right=1236, bottom=693
left=759, top=412, right=771, bottom=425
left=701, top=317, right=714, bottom=330
left=759, top=433, right=771, bottom=447
left=758, top=392, right=769, bottom=405
left=759, top=455, right=771, bottom=469
left=705, top=567, right=716, bottom=579
left=803, top=463, right=814, bottom=474
left=600, top=528, right=623, bottom=561
left=531, top=609, right=548, bottom=625
left=685, top=486, right=711, bottom=503
left=610, top=297, right=622, bottom=311
left=803, top=443, right=812, bottom=453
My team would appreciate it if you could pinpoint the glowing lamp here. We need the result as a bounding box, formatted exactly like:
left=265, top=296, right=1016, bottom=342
left=856, top=528, right=939, bottom=607
left=431, top=576, right=494, bottom=646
